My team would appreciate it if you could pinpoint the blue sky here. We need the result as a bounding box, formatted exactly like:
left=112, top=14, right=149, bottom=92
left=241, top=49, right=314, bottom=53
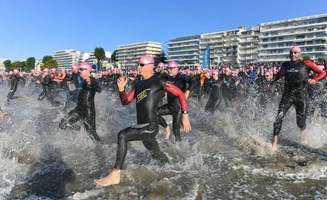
left=1, top=0, right=326, bottom=61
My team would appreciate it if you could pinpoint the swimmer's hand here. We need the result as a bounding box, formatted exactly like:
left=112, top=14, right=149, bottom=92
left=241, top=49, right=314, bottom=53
left=308, top=79, right=317, bottom=85
left=181, top=114, right=191, bottom=133
left=117, top=76, right=128, bottom=89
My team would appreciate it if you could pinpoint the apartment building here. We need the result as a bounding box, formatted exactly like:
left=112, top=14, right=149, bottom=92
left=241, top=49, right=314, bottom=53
left=53, top=49, right=81, bottom=68
left=166, top=35, right=200, bottom=64
left=239, top=26, right=260, bottom=64
left=116, top=41, right=162, bottom=68
left=167, top=13, right=327, bottom=66
left=0, top=59, right=8, bottom=71
left=258, top=14, right=327, bottom=62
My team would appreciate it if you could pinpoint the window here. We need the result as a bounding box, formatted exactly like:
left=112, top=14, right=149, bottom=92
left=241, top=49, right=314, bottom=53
left=271, top=38, right=277, bottom=42
left=306, top=48, right=313, bottom=51
left=315, top=46, right=326, bottom=51
left=278, top=43, right=284, bottom=47
left=307, top=34, right=314, bottom=38
left=315, top=53, right=325, bottom=58
left=263, top=39, right=268, bottom=42
left=263, top=45, right=268, bottom=48
left=316, top=33, right=327, bottom=37
left=309, top=20, right=315, bottom=24
left=307, top=41, right=313, bottom=45
left=296, top=42, right=305, bottom=45
left=277, top=50, right=284, bottom=53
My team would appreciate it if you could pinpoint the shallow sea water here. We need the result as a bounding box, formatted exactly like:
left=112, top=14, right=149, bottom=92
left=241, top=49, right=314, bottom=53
left=1, top=85, right=327, bottom=200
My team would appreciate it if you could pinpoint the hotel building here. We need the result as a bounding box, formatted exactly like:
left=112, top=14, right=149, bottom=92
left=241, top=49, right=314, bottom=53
left=166, top=13, right=327, bottom=66
left=116, top=41, right=162, bottom=68
left=53, top=49, right=81, bottom=68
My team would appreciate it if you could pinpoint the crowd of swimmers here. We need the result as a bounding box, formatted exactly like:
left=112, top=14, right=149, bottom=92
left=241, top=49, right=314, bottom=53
left=0, top=46, right=326, bottom=186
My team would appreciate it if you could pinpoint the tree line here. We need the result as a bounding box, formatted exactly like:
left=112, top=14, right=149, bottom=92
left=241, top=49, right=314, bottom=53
left=2, top=47, right=108, bottom=72
left=2, top=47, right=168, bottom=72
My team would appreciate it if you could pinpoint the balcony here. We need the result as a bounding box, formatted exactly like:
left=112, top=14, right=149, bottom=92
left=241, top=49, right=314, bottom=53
left=260, top=22, right=327, bottom=32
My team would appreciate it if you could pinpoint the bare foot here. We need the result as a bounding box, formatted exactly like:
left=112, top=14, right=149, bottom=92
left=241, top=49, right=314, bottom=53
left=0, top=113, right=11, bottom=123
left=94, top=169, right=121, bottom=186
left=271, top=135, right=278, bottom=150
left=164, top=126, right=171, bottom=140
left=19, top=95, right=26, bottom=98
left=51, top=116, right=61, bottom=123
left=301, top=131, right=306, bottom=143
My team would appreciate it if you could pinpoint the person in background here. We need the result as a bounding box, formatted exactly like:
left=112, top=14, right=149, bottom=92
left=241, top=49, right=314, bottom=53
left=59, top=62, right=101, bottom=142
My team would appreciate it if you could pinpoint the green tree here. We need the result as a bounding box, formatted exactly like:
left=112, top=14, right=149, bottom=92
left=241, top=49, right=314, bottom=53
left=42, top=55, right=53, bottom=64
left=302, top=55, right=311, bottom=60
left=41, top=59, right=58, bottom=71
left=154, top=50, right=167, bottom=65
left=111, top=50, right=117, bottom=63
left=11, top=61, right=26, bottom=71
left=94, top=47, right=106, bottom=70
left=26, top=57, right=36, bottom=72
left=3, top=60, right=12, bottom=71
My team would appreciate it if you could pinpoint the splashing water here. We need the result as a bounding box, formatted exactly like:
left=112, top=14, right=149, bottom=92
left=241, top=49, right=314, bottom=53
left=1, top=85, right=327, bottom=199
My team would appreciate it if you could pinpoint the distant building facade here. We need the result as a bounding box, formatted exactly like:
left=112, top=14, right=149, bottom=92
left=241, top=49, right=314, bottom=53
left=0, top=59, right=8, bottom=71
left=166, top=13, right=327, bottom=66
left=116, top=41, right=162, bottom=68
left=53, top=49, right=81, bottom=68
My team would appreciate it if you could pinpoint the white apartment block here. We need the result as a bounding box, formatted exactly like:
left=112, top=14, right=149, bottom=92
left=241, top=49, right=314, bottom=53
left=166, top=35, right=200, bottom=64
left=0, top=59, right=8, bottom=71
left=53, top=49, right=81, bottom=68
left=167, top=13, right=327, bottom=66
left=239, top=27, right=260, bottom=64
left=258, top=14, right=327, bottom=62
left=116, top=41, right=162, bottom=68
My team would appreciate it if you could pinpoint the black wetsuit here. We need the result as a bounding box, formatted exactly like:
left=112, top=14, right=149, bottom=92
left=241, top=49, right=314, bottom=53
left=205, top=78, right=222, bottom=113
left=115, top=75, right=188, bottom=169
left=157, top=73, right=189, bottom=141
left=307, top=74, right=327, bottom=120
left=59, top=76, right=101, bottom=141
left=220, top=74, right=236, bottom=108
left=272, top=59, right=326, bottom=136
left=38, top=74, right=61, bottom=106
left=7, top=74, right=25, bottom=102
left=66, top=72, right=82, bottom=104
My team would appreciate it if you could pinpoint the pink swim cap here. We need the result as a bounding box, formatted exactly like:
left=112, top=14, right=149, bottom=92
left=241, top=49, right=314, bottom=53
left=43, top=68, right=50, bottom=72
left=212, top=70, right=219, bottom=75
left=157, top=62, right=165, bottom=67
left=290, top=46, right=301, bottom=53
left=79, top=62, right=92, bottom=72
left=51, top=68, right=57, bottom=72
left=318, top=65, right=325, bottom=70
left=71, top=64, right=79, bottom=69
left=196, top=66, right=202, bottom=70
left=168, top=61, right=179, bottom=68
left=61, top=68, right=66, bottom=72
left=139, top=55, right=154, bottom=67
left=265, top=71, right=271, bottom=76
left=13, top=69, right=19, bottom=74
